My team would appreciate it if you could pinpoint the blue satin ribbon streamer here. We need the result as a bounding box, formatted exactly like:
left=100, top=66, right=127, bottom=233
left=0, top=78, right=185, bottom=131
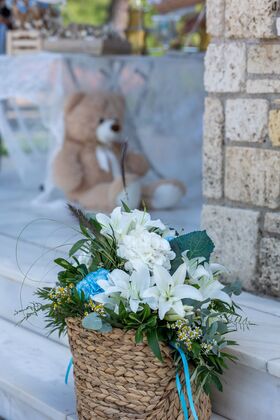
left=171, top=343, right=198, bottom=420
left=176, top=370, right=189, bottom=418
left=65, top=357, right=73, bottom=385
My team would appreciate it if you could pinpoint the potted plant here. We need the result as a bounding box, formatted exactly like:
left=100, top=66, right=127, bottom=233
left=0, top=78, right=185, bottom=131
left=21, top=204, right=248, bottom=419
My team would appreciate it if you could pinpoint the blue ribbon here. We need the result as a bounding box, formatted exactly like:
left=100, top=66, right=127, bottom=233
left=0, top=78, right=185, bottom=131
left=171, top=343, right=198, bottom=420
left=65, top=357, right=73, bottom=385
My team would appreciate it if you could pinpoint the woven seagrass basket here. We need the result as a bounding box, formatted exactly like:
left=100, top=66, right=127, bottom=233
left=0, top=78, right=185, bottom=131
left=67, top=318, right=212, bottom=420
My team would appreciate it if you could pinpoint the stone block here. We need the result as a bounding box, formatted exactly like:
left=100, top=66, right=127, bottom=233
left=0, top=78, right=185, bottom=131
left=264, top=212, right=280, bottom=234
left=225, top=147, right=280, bottom=209
left=248, top=44, right=280, bottom=74
left=201, top=204, right=260, bottom=290
left=247, top=79, right=280, bottom=94
left=206, top=0, right=224, bottom=37
left=259, top=237, right=280, bottom=297
left=203, top=97, right=224, bottom=199
left=205, top=43, right=246, bottom=93
left=226, top=99, right=268, bottom=143
left=268, top=110, right=280, bottom=146
left=225, top=0, right=277, bottom=39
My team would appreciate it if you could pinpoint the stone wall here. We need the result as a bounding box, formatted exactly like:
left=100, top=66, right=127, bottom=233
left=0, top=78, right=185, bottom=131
left=203, top=0, right=280, bottom=297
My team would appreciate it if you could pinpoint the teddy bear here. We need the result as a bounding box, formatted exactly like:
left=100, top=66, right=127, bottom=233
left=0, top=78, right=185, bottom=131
left=52, top=90, right=185, bottom=213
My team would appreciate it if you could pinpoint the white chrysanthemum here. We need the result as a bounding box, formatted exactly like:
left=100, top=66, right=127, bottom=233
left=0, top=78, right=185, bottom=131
left=117, top=227, right=176, bottom=272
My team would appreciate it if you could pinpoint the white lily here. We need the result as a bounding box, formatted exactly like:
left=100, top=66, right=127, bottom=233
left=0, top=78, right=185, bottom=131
left=143, top=263, right=203, bottom=320
left=93, top=265, right=152, bottom=313
left=96, top=207, right=132, bottom=240
left=96, top=207, right=166, bottom=241
left=129, top=209, right=166, bottom=231
left=194, top=262, right=228, bottom=283
left=198, top=277, right=232, bottom=307
left=193, top=262, right=231, bottom=306
left=181, top=250, right=206, bottom=283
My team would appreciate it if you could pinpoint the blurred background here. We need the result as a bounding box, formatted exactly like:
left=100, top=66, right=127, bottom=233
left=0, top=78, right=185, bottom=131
left=0, top=2, right=206, bottom=396
left=0, top=0, right=207, bottom=229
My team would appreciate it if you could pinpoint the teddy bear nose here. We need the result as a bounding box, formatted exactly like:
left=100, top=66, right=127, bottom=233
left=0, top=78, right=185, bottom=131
left=111, top=123, right=121, bottom=132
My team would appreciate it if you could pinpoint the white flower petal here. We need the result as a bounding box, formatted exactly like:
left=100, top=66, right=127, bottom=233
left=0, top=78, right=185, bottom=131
left=142, top=286, right=160, bottom=299
left=172, top=263, right=187, bottom=285
left=194, top=265, right=210, bottom=280
left=210, top=263, right=228, bottom=275
left=173, top=285, right=203, bottom=301
left=171, top=300, right=185, bottom=317
left=92, top=292, right=111, bottom=304
left=97, top=280, right=110, bottom=290
left=131, top=264, right=151, bottom=293
left=158, top=297, right=172, bottom=320
left=109, top=269, right=130, bottom=288
left=214, top=290, right=232, bottom=305
left=153, top=265, right=172, bottom=292
left=96, top=213, right=111, bottom=228
left=130, top=298, right=140, bottom=313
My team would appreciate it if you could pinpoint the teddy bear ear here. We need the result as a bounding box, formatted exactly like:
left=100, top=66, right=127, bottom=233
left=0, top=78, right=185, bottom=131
left=65, top=92, right=85, bottom=113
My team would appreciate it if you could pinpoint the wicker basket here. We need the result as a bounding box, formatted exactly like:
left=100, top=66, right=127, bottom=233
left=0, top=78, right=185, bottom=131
left=67, top=318, right=212, bottom=420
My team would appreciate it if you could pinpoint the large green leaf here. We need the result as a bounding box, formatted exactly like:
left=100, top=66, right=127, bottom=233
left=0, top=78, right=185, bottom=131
left=170, top=230, right=215, bottom=272
left=146, top=329, right=163, bottom=362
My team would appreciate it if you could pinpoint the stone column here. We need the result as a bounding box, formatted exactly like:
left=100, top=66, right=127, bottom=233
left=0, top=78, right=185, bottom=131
left=202, top=0, right=280, bottom=297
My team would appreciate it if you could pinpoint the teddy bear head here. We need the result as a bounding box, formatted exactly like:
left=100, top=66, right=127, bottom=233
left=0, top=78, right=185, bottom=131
left=64, top=91, right=125, bottom=146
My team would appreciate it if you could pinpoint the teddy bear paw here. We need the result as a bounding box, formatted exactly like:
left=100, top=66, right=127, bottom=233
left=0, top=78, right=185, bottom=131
left=151, top=182, right=185, bottom=210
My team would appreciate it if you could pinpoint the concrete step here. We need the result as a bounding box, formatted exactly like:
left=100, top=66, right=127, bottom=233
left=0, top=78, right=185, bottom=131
left=211, top=293, right=280, bottom=420
left=0, top=233, right=69, bottom=346
left=0, top=316, right=75, bottom=420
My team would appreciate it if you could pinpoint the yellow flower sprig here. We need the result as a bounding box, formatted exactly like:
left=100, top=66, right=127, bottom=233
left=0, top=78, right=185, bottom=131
left=168, top=319, right=202, bottom=351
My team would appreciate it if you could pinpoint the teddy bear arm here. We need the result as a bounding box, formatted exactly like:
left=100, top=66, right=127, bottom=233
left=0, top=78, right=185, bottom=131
left=125, top=152, right=150, bottom=176
left=53, top=147, right=83, bottom=193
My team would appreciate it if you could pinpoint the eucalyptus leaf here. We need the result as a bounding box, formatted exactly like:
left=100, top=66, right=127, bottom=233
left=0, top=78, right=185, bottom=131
left=222, top=280, right=242, bottom=296
left=82, top=312, right=102, bottom=331
left=99, top=322, right=112, bottom=333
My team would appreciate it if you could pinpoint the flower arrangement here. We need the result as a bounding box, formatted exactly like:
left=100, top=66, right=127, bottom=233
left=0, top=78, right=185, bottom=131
left=22, top=204, right=248, bottom=400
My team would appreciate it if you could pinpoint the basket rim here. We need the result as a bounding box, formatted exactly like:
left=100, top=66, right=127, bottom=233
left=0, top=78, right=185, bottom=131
left=66, top=316, right=141, bottom=339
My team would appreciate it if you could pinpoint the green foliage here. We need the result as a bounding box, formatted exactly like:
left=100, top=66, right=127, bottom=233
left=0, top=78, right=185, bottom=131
left=223, top=280, right=242, bottom=296
left=82, top=312, right=112, bottom=333
left=170, top=230, right=215, bottom=272
left=0, top=139, right=8, bottom=156
left=62, top=0, right=111, bottom=26
left=104, top=302, right=168, bottom=361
